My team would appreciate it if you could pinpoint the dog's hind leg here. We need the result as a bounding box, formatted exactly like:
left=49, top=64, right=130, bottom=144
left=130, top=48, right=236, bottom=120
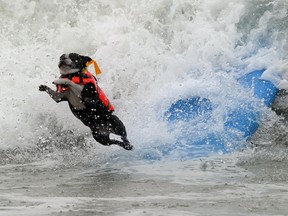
left=91, top=129, right=133, bottom=150
left=108, top=114, right=131, bottom=143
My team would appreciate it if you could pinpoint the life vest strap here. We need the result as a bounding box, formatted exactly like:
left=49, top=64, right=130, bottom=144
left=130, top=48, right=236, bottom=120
left=86, top=60, right=102, bottom=76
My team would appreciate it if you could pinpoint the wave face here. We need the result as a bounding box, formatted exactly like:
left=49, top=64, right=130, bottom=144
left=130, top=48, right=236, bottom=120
left=0, top=0, right=287, bottom=161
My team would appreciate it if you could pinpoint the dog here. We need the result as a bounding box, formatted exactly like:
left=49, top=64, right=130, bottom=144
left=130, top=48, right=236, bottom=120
left=39, top=53, right=133, bottom=150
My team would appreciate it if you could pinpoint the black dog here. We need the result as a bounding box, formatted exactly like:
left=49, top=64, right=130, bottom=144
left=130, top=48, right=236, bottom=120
left=39, top=53, right=133, bottom=150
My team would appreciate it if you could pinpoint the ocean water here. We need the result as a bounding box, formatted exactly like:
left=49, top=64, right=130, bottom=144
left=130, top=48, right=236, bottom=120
left=0, top=0, right=288, bottom=215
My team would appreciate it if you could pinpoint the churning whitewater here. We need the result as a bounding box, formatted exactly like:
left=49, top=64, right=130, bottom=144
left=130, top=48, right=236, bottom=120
left=0, top=0, right=288, bottom=215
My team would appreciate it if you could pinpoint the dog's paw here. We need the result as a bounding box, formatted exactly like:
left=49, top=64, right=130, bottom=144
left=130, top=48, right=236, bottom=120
left=123, top=143, right=133, bottom=151
left=39, top=85, right=48, bottom=91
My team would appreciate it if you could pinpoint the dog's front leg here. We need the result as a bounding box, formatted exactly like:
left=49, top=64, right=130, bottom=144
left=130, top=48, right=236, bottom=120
left=39, top=85, right=67, bottom=102
left=53, top=79, right=83, bottom=98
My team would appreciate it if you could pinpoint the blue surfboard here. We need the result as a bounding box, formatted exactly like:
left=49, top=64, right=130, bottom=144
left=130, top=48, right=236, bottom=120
left=162, top=69, right=278, bottom=159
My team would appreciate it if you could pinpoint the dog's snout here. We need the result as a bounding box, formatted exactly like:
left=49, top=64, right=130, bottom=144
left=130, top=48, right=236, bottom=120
left=58, top=54, right=74, bottom=69
left=59, top=54, right=68, bottom=68
left=58, top=60, right=66, bottom=68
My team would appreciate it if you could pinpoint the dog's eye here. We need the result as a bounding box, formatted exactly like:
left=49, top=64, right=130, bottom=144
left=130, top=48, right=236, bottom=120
left=60, top=54, right=68, bottom=60
left=69, top=53, right=80, bottom=61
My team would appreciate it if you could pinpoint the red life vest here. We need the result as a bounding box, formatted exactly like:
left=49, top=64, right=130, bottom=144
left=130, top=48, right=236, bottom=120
left=57, top=71, right=115, bottom=112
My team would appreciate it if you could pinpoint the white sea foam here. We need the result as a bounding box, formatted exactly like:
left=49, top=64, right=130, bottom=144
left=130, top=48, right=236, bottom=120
left=0, top=0, right=287, bottom=157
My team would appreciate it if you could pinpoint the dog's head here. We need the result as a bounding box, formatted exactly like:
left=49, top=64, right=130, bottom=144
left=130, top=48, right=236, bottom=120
left=58, top=53, right=92, bottom=75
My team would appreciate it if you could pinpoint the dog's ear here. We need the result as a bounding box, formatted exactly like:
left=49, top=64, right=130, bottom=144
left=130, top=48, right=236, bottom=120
left=81, top=56, right=92, bottom=65
left=68, top=53, right=82, bottom=64
left=69, top=53, right=92, bottom=71
left=78, top=55, right=92, bottom=71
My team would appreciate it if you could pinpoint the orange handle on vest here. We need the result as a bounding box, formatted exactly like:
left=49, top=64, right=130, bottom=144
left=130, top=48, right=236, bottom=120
left=86, top=59, right=102, bottom=76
